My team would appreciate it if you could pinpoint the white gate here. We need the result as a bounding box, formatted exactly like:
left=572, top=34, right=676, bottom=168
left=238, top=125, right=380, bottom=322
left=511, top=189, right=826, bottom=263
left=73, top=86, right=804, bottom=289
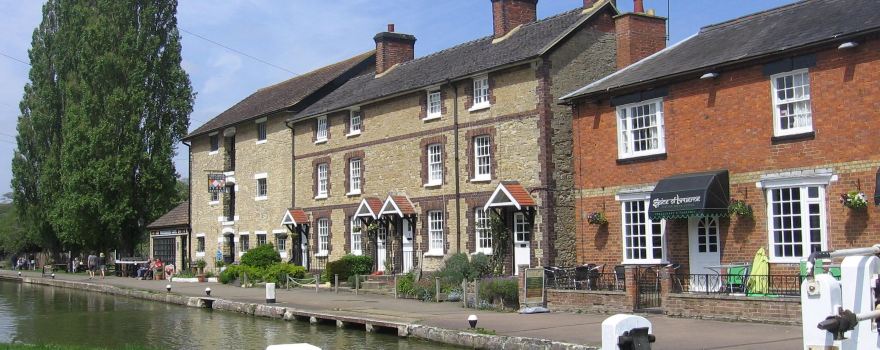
left=402, top=220, right=414, bottom=273
left=376, top=225, right=387, bottom=272
left=514, top=212, right=531, bottom=275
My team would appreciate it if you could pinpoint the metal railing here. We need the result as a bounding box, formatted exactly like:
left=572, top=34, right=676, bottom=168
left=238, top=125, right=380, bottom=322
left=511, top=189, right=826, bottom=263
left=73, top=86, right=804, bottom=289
left=678, top=273, right=803, bottom=296
left=545, top=266, right=625, bottom=292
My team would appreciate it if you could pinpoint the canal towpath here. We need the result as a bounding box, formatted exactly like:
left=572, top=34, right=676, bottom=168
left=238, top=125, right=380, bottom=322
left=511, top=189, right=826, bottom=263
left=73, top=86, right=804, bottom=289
left=1, top=270, right=803, bottom=350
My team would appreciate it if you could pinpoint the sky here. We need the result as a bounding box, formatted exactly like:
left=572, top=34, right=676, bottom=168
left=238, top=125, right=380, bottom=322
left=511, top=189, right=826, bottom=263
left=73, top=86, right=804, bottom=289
left=0, top=0, right=798, bottom=197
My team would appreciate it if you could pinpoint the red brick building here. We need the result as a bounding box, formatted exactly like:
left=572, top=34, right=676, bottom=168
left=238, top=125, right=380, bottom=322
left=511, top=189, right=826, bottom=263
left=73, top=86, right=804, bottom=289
left=559, top=0, right=879, bottom=310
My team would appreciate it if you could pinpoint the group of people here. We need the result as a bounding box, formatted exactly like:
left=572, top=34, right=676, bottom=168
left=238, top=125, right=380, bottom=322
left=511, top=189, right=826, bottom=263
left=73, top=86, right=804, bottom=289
left=136, top=258, right=164, bottom=280
left=85, top=253, right=107, bottom=279
left=11, top=256, right=34, bottom=271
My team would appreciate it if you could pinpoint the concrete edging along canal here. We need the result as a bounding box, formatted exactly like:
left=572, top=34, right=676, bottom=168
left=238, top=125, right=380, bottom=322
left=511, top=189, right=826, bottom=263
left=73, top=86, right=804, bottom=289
left=0, top=274, right=595, bottom=350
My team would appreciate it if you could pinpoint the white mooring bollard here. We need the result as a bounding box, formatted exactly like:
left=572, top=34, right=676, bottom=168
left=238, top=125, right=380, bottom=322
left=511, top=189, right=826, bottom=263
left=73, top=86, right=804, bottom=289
left=266, top=282, right=276, bottom=303
left=601, top=314, right=654, bottom=350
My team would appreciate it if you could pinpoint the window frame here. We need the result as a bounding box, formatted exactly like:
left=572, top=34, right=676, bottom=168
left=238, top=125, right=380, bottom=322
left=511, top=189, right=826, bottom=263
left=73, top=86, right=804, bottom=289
left=765, top=184, right=827, bottom=263
left=209, top=191, right=220, bottom=205
left=770, top=69, right=813, bottom=137
left=256, top=178, right=268, bottom=200
left=348, top=110, right=362, bottom=136
left=473, top=135, right=491, bottom=181
left=209, top=133, right=220, bottom=154
left=256, top=232, right=267, bottom=247
left=471, top=75, right=490, bottom=110
left=350, top=217, right=362, bottom=256
left=196, top=236, right=206, bottom=253
left=426, top=90, right=442, bottom=119
left=426, top=143, right=443, bottom=186
left=315, top=115, right=328, bottom=143
left=427, top=210, right=444, bottom=255
left=276, top=235, right=287, bottom=252
left=239, top=235, right=250, bottom=253
left=255, top=118, right=267, bottom=144
left=619, top=197, right=667, bottom=264
left=348, top=158, right=362, bottom=195
left=615, top=98, right=666, bottom=159
left=474, top=208, right=492, bottom=255
left=317, top=218, right=330, bottom=256
left=316, top=163, right=329, bottom=199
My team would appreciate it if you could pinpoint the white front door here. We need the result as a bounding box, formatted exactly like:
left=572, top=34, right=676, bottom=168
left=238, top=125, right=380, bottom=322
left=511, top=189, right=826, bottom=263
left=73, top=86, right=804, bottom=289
left=376, top=226, right=387, bottom=272
left=688, top=217, right=721, bottom=292
left=513, top=213, right=531, bottom=275
left=402, top=220, right=414, bottom=273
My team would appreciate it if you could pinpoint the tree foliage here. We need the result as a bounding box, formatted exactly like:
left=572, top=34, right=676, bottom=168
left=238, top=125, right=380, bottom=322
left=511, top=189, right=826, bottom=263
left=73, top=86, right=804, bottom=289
left=11, top=0, right=193, bottom=256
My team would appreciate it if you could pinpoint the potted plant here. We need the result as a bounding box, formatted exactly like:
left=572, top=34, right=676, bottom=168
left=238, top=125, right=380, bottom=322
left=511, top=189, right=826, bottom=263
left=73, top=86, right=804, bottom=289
left=840, top=191, right=868, bottom=210
left=728, top=199, right=753, bottom=219
left=586, top=211, right=608, bottom=225
left=195, top=259, right=207, bottom=282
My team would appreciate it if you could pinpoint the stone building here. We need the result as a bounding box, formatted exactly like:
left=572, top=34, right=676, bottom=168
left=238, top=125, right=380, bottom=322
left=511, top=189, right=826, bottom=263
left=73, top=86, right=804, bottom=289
left=146, top=201, right=189, bottom=272
left=284, top=0, right=639, bottom=274
left=558, top=0, right=880, bottom=318
left=184, top=52, right=375, bottom=271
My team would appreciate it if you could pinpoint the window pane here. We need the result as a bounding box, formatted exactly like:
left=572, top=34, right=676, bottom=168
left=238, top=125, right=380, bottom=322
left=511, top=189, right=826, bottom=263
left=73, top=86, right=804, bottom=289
left=617, top=100, right=663, bottom=157
left=428, top=144, right=443, bottom=184
left=429, top=211, right=444, bottom=252
left=350, top=158, right=361, bottom=193
left=257, top=121, right=267, bottom=141
left=474, top=136, right=491, bottom=178
left=351, top=217, right=362, bottom=254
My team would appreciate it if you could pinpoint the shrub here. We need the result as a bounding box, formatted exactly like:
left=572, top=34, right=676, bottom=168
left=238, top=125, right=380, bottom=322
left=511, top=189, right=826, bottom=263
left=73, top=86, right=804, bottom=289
left=396, top=272, right=416, bottom=296
left=265, top=263, right=306, bottom=284
left=240, top=243, right=280, bottom=268
left=323, top=255, right=373, bottom=285
left=436, top=253, right=472, bottom=287
left=479, top=277, right=519, bottom=309
left=470, top=253, right=493, bottom=279
left=219, top=263, right=305, bottom=285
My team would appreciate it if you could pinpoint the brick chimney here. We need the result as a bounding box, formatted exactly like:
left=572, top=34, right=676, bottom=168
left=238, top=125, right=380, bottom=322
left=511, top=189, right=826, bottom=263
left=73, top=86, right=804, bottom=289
left=374, top=24, right=416, bottom=75
left=583, top=0, right=600, bottom=8
left=491, top=0, right=538, bottom=38
left=614, top=0, right=666, bottom=69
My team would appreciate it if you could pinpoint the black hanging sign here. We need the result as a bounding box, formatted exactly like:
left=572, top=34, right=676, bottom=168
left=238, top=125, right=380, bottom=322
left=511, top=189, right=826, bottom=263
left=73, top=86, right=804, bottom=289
left=208, top=174, right=226, bottom=193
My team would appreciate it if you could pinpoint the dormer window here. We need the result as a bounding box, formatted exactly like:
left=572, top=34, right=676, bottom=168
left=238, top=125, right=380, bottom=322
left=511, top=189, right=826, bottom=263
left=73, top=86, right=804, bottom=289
left=349, top=110, right=362, bottom=135
left=427, top=91, right=441, bottom=119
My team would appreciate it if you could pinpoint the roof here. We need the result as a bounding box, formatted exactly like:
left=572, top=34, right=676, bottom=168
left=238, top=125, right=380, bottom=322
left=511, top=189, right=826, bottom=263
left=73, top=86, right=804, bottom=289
left=485, top=181, right=537, bottom=210
left=296, top=2, right=616, bottom=119
left=281, top=209, right=309, bottom=226
left=355, top=197, right=384, bottom=219
left=147, top=202, right=189, bottom=229
left=380, top=195, right=417, bottom=217
left=185, top=51, right=375, bottom=139
left=561, top=0, right=880, bottom=101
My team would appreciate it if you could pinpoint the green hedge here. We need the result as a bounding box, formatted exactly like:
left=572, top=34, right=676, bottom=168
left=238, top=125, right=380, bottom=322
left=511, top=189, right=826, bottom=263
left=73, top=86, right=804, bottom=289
left=323, top=255, right=372, bottom=285
left=240, top=243, right=280, bottom=268
left=478, top=277, right=519, bottom=309
left=219, top=263, right=306, bottom=285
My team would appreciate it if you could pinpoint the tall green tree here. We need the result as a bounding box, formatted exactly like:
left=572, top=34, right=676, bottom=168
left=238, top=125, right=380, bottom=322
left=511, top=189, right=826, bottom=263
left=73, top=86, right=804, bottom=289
left=12, top=0, right=194, bottom=256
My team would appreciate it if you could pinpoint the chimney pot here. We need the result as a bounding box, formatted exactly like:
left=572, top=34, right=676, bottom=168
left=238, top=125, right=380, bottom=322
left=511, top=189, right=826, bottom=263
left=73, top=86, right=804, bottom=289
left=373, top=25, right=416, bottom=75
left=387, top=23, right=395, bottom=32
left=633, top=0, right=644, bottom=13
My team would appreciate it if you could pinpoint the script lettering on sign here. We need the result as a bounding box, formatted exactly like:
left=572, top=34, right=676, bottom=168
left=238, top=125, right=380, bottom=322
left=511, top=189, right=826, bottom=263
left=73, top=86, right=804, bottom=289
left=652, top=194, right=701, bottom=208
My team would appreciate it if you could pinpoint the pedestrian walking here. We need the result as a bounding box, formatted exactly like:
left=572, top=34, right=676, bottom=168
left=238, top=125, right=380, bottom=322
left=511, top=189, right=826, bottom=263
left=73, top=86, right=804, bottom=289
left=87, top=253, right=97, bottom=279
left=97, top=253, right=106, bottom=279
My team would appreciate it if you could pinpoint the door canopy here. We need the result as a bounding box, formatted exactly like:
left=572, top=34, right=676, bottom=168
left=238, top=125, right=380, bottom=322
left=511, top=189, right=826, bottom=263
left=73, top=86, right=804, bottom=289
left=281, top=208, right=309, bottom=227
left=484, top=181, right=537, bottom=211
left=356, top=197, right=384, bottom=220
left=648, top=170, right=730, bottom=220
left=380, top=195, right=417, bottom=218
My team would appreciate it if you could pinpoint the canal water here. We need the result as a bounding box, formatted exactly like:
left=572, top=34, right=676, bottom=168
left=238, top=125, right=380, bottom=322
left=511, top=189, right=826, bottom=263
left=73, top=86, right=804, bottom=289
left=0, top=280, right=452, bottom=349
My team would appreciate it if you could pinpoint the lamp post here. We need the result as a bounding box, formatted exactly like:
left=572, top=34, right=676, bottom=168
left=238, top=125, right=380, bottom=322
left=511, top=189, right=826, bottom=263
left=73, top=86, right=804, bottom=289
left=468, top=314, right=478, bottom=329
left=51, top=273, right=55, bottom=279
left=166, top=284, right=171, bottom=292
left=205, top=287, right=211, bottom=296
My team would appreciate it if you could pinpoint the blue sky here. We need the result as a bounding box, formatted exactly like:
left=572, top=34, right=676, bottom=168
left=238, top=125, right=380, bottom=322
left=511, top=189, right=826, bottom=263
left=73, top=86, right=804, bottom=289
left=0, top=0, right=797, bottom=196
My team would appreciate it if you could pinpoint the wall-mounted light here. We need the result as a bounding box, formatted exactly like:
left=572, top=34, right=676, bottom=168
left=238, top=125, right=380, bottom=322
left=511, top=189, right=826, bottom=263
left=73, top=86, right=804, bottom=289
left=838, top=41, right=858, bottom=50
left=700, top=72, right=719, bottom=80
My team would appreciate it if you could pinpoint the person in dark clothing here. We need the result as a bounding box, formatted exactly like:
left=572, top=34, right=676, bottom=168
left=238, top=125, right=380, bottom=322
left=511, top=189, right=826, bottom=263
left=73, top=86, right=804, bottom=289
left=97, top=253, right=106, bottom=279
left=86, top=254, right=97, bottom=279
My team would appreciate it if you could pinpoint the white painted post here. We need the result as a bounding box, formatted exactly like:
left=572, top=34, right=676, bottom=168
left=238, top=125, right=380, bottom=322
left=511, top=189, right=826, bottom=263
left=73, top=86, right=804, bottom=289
left=435, top=276, right=441, bottom=302
left=394, top=274, right=398, bottom=299
left=266, top=283, right=276, bottom=303
left=334, top=274, right=338, bottom=294
left=355, top=274, right=359, bottom=295
left=601, top=314, right=653, bottom=350
left=314, top=274, right=319, bottom=293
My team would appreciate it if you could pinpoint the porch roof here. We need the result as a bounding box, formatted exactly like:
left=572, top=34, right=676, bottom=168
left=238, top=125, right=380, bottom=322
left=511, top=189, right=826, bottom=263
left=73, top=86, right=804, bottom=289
left=380, top=195, right=417, bottom=217
left=355, top=197, right=384, bottom=219
left=484, top=181, right=537, bottom=211
left=281, top=209, right=310, bottom=226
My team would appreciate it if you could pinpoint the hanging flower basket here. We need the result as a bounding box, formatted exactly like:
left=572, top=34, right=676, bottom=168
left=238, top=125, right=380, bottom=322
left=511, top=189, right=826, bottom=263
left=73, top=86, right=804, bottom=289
left=728, top=199, right=753, bottom=219
left=840, top=191, right=868, bottom=210
left=586, top=211, right=608, bottom=226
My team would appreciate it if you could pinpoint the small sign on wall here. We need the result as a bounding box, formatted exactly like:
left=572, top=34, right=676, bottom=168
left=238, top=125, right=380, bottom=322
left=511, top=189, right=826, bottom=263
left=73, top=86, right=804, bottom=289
left=208, top=174, right=226, bottom=193
left=523, top=267, right=545, bottom=306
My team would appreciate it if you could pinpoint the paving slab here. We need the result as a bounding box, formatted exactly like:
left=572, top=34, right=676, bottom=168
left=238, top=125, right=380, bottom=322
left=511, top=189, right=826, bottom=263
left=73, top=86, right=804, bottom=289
left=2, top=270, right=804, bottom=349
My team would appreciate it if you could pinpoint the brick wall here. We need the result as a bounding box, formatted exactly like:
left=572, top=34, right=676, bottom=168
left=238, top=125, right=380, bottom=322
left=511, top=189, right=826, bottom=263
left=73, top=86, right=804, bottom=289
left=570, top=37, right=880, bottom=269
left=614, top=13, right=666, bottom=69
left=491, top=0, right=537, bottom=38
left=664, top=294, right=801, bottom=325
left=547, top=289, right=630, bottom=314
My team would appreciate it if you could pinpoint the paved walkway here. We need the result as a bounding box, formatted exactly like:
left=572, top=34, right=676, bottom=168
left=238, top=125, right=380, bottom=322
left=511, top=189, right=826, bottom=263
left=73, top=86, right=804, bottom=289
left=3, top=270, right=804, bottom=349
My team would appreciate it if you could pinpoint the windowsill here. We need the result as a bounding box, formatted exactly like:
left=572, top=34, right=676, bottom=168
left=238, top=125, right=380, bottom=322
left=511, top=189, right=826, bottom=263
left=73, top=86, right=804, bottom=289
left=470, top=177, right=491, bottom=183
left=254, top=196, right=268, bottom=201
left=314, top=194, right=328, bottom=200
left=208, top=150, right=219, bottom=155
left=208, top=201, right=219, bottom=206
left=196, top=252, right=205, bottom=257
left=346, top=131, right=361, bottom=138
left=424, top=251, right=445, bottom=257
left=771, top=131, right=815, bottom=144
left=769, top=258, right=804, bottom=264
left=423, top=182, right=442, bottom=188
left=621, top=260, right=668, bottom=265
left=472, top=251, right=493, bottom=256
left=279, top=252, right=288, bottom=258
left=314, top=139, right=327, bottom=145
left=616, top=152, right=667, bottom=165
left=238, top=252, right=245, bottom=257
left=221, top=221, right=235, bottom=226
left=315, top=252, right=329, bottom=257
left=346, top=191, right=362, bottom=197
left=351, top=251, right=362, bottom=256
left=255, top=140, right=267, bottom=145
left=423, top=115, right=441, bottom=122
left=468, top=103, right=490, bottom=112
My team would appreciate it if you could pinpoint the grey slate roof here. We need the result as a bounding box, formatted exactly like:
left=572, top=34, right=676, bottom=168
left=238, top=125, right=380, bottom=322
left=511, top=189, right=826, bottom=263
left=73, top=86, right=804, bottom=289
left=185, top=51, right=375, bottom=140
left=147, top=201, right=189, bottom=229
left=296, top=2, right=615, bottom=119
left=561, top=0, right=880, bottom=101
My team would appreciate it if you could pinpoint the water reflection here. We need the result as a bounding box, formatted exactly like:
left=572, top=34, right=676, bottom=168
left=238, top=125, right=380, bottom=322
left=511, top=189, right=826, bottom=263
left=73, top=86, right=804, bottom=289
left=0, top=281, right=451, bottom=349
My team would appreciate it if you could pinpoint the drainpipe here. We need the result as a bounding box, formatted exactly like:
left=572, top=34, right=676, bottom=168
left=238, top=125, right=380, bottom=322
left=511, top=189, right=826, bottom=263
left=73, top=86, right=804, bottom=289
left=449, top=79, right=462, bottom=254
left=285, top=120, right=296, bottom=208
left=183, top=139, right=192, bottom=271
